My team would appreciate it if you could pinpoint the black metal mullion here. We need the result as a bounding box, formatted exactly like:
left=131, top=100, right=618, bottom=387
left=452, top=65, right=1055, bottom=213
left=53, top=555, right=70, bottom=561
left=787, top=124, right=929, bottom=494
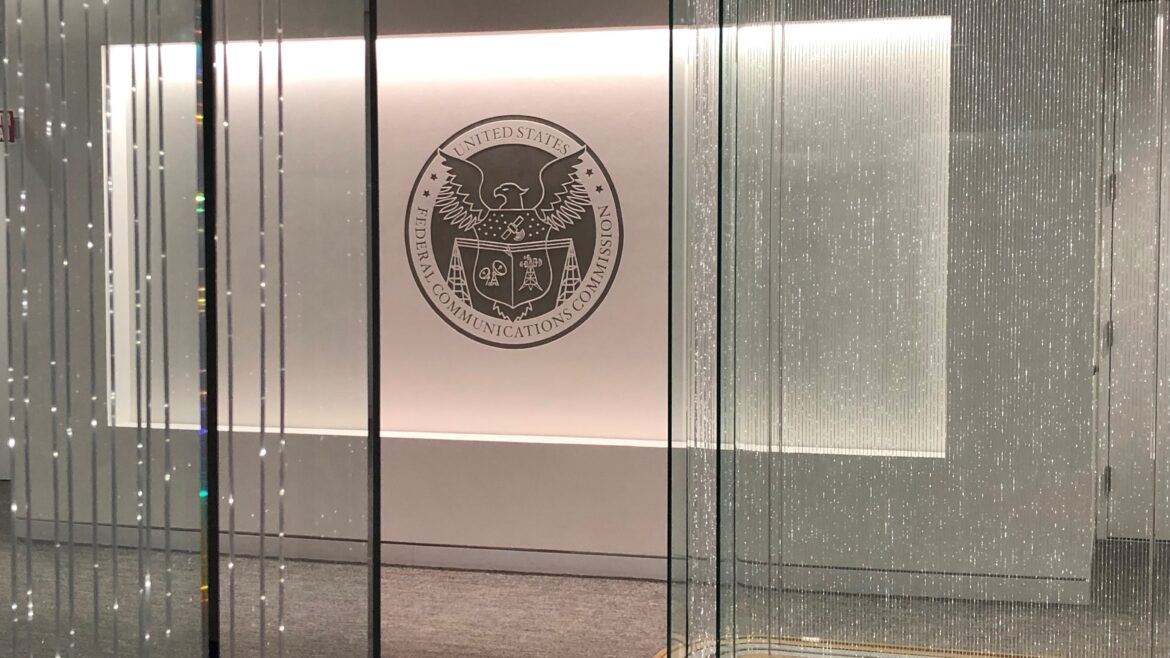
left=199, top=0, right=221, bottom=653
left=364, top=0, right=383, bottom=655
left=665, top=0, right=675, bottom=653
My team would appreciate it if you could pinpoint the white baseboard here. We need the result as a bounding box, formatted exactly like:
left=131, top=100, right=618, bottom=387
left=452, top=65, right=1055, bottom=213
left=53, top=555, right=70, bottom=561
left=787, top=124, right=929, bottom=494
left=17, top=519, right=1087, bottom=601
left=668, top=556, right=1090, bottom=604
left=16, top=518, right=665, bottom=580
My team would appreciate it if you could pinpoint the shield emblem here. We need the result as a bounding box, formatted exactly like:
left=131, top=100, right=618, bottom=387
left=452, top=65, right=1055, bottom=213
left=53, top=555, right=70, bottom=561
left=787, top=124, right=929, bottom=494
left=462, top=230, right=558, bottom=319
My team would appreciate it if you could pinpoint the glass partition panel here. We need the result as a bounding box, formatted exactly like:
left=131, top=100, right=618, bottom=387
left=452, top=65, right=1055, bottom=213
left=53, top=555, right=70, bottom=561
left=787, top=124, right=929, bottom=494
left=2, top=0, right=205, bottom=655
left=669, top=1, right=1170, bottom=657
left=670, top=0, right=723, bottom=652
left=211, top=0, right=370, bottom=655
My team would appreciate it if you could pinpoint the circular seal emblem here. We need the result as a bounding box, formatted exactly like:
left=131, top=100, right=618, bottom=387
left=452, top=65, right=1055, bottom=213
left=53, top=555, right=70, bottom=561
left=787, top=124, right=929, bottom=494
left=405, top=116, right=623, bottom=348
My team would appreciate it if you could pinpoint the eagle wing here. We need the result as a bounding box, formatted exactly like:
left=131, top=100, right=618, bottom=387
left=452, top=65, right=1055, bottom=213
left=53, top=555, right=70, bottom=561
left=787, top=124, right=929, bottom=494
left=433, top=150, right=490, bottom=231
left=534, top=147, right=591, bottom=231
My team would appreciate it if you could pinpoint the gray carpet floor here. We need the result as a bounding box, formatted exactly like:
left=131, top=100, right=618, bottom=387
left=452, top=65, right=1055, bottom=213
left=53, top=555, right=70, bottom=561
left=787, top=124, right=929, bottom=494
left=0, top=482, right=666, bottom=657
left=6, top=474, right=1170, bottom=658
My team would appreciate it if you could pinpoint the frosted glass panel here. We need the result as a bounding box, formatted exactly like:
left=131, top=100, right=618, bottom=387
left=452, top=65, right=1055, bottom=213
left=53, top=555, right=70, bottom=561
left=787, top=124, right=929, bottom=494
left=3, top=1, right=206, bottom=655
left=780, top=17, right=950, bottom=457
left=669, top=1, right=1169, bottom=657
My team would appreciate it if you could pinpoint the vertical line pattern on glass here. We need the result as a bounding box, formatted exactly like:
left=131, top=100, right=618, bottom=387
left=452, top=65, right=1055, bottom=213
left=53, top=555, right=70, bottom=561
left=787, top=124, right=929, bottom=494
left=141, top=0, right=157, bottom=647
left=40, top=0, right=63, bottom=653
left=713, top=0, right=727, bottom=647
left=153, top=0, right=174, bottom=645
left=126, top=0, right=149, bottom=651
left=275, top=0, right=288, bottom=652
left=1, top=0, right=18, bottom=653
left=766, top=3, right=787, bottom=643
left=727, top=0, right=782, bottom=647
left=256, top=0, right=269, bottom=653
left=56, top=0, right=78, bottom=650
left=101, top=1, right=121, bottom=651
left=83, top=1, right=100, bottom=651
left=14, top=0, right=31, bottom=650
left=0, top=0, right=202, bottom=654
left=17, top=0, right=32, bottom=649
left=1, top=0, right=9, bottom=651
left=218, top=0, right=237, bottom=652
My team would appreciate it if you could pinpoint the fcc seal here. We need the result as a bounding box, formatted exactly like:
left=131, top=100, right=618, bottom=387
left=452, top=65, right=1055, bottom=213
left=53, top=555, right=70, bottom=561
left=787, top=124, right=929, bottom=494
left=406, top=116, right=623, bottom=348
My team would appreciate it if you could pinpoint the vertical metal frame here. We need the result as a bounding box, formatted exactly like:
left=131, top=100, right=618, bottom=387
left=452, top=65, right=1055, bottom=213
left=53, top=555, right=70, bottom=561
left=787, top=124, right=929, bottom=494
left=669, top=0, right=678, bottom=646
left=197, top=0, right=221, bottom=654
left=1149, top=0, right=1168, bottom=652
left=364, top=0, right=383, bottom=655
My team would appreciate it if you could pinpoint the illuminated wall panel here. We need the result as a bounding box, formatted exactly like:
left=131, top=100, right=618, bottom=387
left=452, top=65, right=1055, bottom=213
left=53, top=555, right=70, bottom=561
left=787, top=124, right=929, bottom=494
left=779, top=17, right=950, bottom=457
left=106, top=31, right=669, bottom=447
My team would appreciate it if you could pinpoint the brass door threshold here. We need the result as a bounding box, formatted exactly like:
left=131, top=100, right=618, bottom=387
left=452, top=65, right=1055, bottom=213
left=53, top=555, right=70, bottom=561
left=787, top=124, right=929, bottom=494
left=655, top=637, right=1059, bottom=658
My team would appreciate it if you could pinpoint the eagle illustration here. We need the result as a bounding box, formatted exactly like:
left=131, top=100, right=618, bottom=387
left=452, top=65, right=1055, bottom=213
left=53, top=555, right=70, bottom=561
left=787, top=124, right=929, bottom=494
left=432, top=147, right=591, bottom=242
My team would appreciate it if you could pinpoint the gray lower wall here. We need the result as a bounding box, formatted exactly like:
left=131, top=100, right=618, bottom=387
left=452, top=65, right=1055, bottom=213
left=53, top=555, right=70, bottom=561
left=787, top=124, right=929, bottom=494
left=14, top=428, right=667, bottom=578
